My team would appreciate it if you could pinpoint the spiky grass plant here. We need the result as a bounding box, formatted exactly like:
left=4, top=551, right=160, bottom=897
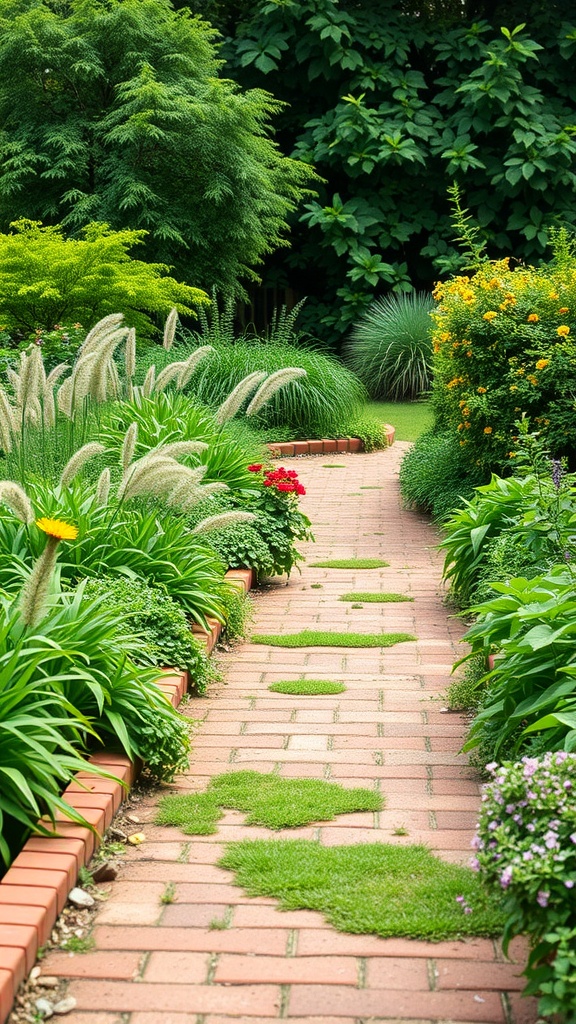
left=346, top=292, right=434, bottom=400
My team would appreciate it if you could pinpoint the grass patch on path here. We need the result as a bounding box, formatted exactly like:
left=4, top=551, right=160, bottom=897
left=340, top=592, right=414, bottom=603
left=156, top=771, right=383, bottom=834
left=366, top=400, right=433, bottom=443
left=252, top=630, right=416, bottom=648
left=219, top=839, right=505, bottom=941
left=268, top=680, right=346, bottom=695
left=309, top=558, right=389, bottom=569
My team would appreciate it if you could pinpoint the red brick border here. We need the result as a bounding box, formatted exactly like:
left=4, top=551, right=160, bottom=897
left=266, top=425, right=396, bottom=458
left=0, top=569, right=254, bottom=1024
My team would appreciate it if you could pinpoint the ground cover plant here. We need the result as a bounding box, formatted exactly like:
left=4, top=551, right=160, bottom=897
left=219, top=839, right=505, bottom=941
left=339, top=592, right=413, bottom=603
left=156, top=771, right=382, bottom=833
left=309, top=558, right=389, bottom=569
left=251, top=630, right=416, bottom=648
left=473, top=753, right=576, bottom=1020
left=267, top=680, right=346, bottom=695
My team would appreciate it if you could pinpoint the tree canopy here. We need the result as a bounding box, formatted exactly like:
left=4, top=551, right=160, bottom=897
left=0, top=0, right=314, bottom=295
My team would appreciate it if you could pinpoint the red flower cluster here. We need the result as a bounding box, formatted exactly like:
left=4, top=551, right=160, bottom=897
left=262, top=466, right=305, bottom=495
left=247, top=464, right=263, bottom=472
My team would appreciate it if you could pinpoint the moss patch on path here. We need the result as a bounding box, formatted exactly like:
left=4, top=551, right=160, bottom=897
left=268, top=680, right=346, bottom=696
left=156, top=771, right=383, bottom=834
left=252, top=630, right=416, bottom=648
left=219, top=839, right=505, bottom=941
left=309, top=558, right=389, bottom=569
left=340, top=592, right=414, bottom=603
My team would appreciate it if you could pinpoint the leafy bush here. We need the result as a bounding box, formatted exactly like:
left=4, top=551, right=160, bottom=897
left=473, top=753, right=576, bottom=1020
left=341, top=414, right=390, bottom=452
left=183, top=340, right=366, bottom=438
left=209, top=522, right=277, bottom=580
left=346, top=292, right=434, bottom=400
left=431, top=237, right=576, bottom=473
left=82, top=576, right=211, bottom=690
left=462, top=568, right=576, bottom=762
left=399, top=430, right=485, bottom=522
left=0, top=221, right=207, bottom=337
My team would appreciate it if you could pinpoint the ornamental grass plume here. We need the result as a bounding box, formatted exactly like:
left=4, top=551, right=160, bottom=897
left=0, top=388, right=16, bottom=452
left=245, top=368, right=307, bottom=417
left=78, top=314, right=124, bottom=358
left=215, top=371, right=267, bottom=425
left=192, top=510, right=256, bottom=535
left=19, top=517, right=78, bottom=627
left=142, top=365, right=156, bottom=397
left=163, top=307, right=178, bottom=351
left=0, top=480, right=35, bottom=524
left=125, top=328, right=136, bottom=380
left=78, top=328, right=128, bottom=404
left=59, top=442, right=106, bottom=487
left=154, top=361, right=187, bottom=393
left=96, top=467, right=111, bottom=506
left=176, top=346, right=214, bottom=389
left=121, top=422, right=138, bottom=472
left=151, top=440, right=208, bottom=460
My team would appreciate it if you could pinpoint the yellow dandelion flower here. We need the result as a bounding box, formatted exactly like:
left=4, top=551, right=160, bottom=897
left=464, top=421, right=471, bottom=429
left=527, top=375, right=539, bottom=386
left=483, top=311, right=497, bottom=321
left=527, top=314, right=539, bottom=323
left=509, top=385, right=518, bottom=392
left=484, top=426, right=493, bottom=434
left=559, top=307, right=569, bottom=314
left=550, top=292, right=560, bottom=300
left=477, top=387, right=487, bottom=394
left=462, top=408, right=470, bottom=417
left=457, top=423, right=464, bottom=431
left=557, top=325, right=570, bottom=337
left=535, top=359, right=549, bottom=370
left=36, top=517, right=78, bottom=541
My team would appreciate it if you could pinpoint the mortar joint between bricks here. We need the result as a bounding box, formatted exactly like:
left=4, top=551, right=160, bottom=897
left=239, top=721, right=247, bottom=734
left=378, top=689, right=385, bottom=711
left=282, top=735, right=290, bottom=750
left=229, top=748, right=239, bottom=762
left=429, top=810, right=438, bottom=830
left=327, top=735, right=334, bottom=751
left=501, top=990, right=514, bottom=1024
left=290, top=708, right=297, bottom=722
left=286, top=929, right=298, bottom=957
left=357, top=957, right=367, bottom=989
left=206, top=953, right=219, bottom=985
left=272, top=762, right=283, bottom=775
left=224, top=905, right=235, bottom=928
left=279, top=984, right=291, bottom=1018
left=248, top=697, right=256, bottom=709
left=323, top=763, right=332, bottom=779
left=427, top=958, right=439, bottom=991
left=333, top=706, right=340, bottom=723
left=421, top=709, right=429, bottom=724
left=177, top=841, right=191, bottom=863
left=377, top=722, right=384, bottom=737
left=196, top=1016, right=207, bottom=1024
left=373, top=750, right=384, bottom=766
left=136, top=951, right=151, bottom=980
left=424, top=736, right=432, bottom=752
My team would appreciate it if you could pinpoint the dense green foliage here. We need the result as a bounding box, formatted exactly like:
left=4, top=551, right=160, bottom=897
left=82, top=575, right=211, bottom=688
left=0, top=0, right=313, bottom=293
left=0, top=221, right=207, bottom=336
left=217, top=0, right=576, bottom=337
left=399, top=430, right=486, bottom=522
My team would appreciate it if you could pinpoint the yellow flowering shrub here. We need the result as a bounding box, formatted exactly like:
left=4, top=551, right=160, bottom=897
left=431, top=256, right=576, bottom=471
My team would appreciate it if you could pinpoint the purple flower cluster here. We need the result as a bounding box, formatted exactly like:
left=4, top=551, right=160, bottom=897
left=472, top=752, right=576, bottom=916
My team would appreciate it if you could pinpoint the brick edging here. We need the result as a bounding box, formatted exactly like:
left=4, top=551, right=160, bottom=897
left=266, top=424, right=395, bottom=458
left=0, top=568, right=255, bottom=1024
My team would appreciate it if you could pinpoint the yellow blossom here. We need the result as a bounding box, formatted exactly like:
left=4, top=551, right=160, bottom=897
left=557, top=325, right=570, bottom=337
left=535, top=359, right=549, bottom=370
left=559, top=307, right=569, bottom=314
left=36, top=517, right=78, bottom=541
left=527, top=375, right=538, bottom=386
left=550, top=292, right=560, bottom=300
left=527, top=314, right=539, bottom=323
left=483, top=426, right=493, bottom=434
left=509, top=385, right=518, bottom=392
left=477, top=387, right=487, bottom=394
left=483, top=311, right=497, bottom=321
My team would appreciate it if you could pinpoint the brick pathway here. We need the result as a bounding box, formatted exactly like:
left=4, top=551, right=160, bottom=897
left=39, top=446, right=539, bottom=1024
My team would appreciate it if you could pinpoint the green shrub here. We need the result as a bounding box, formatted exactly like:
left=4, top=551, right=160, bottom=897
left=462, top=568, right=576, bottom=762
left=340, top=414, right=390, bottom=452
left=346, top=292, right=434, bottom=400
left=181, top=340, right=366, bottom=439
left=209, top=522, right=276, bottom=579
left=399, top=430, right=485, bottom=522
left=82, top=575, right=211, bottom=690
left=430, top=237, right=576, bottom=473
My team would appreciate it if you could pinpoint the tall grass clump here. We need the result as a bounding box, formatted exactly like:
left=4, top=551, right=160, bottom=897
left=346, top=292, right=434, bottom=400
left=179, top=342, right=366, bottom=439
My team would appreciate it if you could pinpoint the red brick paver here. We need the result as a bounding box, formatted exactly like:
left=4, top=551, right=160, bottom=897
left=34, top=447, right=538, bottom=1024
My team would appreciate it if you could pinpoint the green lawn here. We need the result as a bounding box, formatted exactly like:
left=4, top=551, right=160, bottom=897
left=366, top=401, right=433, bottom=442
